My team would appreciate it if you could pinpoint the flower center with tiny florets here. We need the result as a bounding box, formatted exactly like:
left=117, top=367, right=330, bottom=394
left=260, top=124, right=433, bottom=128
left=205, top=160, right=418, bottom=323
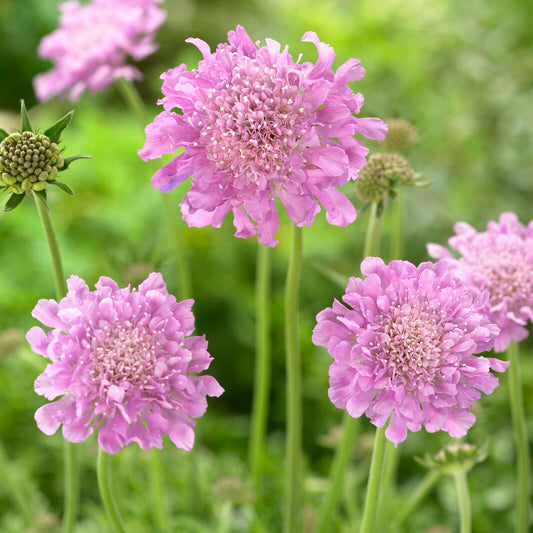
left=470, top=239, right=533, bottom=308
left=89, top=321, right=157, bottom=388
left=198, top=57, right=309, bottom=189
left=0, top=132, right=63, bottom=194
left=376, top=299, right=443, bottom=388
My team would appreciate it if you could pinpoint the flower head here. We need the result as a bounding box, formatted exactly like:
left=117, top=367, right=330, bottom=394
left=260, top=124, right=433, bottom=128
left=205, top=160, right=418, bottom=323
left=428, top=212, right=533, bottom=352
left=139, top=26, right=387, bottom=246
left=34, top=0, right=165, bottom=102
left=1, top=101, right=89, bottom=211
left=27, top=273, right=223, bottom=453
left=313, top=257, right=507, bottom=445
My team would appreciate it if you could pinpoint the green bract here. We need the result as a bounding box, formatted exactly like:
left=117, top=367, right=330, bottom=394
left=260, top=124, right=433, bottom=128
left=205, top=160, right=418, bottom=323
left=0, top=100, right=90, bottom=211
left=417, top=442, right=488, bottom=475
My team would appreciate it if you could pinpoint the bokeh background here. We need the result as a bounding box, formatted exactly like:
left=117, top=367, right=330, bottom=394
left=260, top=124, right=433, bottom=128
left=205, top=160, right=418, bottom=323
left=0, top=0, right=532, bottom=531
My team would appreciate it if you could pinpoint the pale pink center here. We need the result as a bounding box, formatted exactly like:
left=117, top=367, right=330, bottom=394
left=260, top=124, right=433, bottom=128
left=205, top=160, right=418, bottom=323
left=197, top=56, right=309, bottom=188
left=469, top=238, right=533, bottom=307
left=89, top=321, right=157, bottom=386
left=376, top=300, right=443, bottom=387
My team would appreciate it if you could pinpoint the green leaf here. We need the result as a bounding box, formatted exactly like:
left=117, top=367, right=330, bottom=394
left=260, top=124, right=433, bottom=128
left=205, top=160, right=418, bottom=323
left=61, top=154, right=92, bottom=170
left=49, top=180, right=75, bottom=196
left=20, top=100, right=33, bottom=132
left=43, top=110, right=74, bottom=143
left=4, top=193, right=25, bottom=212
left=34, top=189, right=48, bottom=209
left=0, top=128, right=8, bottom=141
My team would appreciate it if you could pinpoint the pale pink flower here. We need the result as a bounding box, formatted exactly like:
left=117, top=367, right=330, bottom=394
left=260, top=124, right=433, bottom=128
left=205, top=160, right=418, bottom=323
left=27, top=273, right=223, bottom=453
left=139, top=26, right=387, bottom=246
left=313, top=257, right=507, bottom=445
left=34, top=0, right=165, bottom=102
left=428, top=212, right=533, bottom=352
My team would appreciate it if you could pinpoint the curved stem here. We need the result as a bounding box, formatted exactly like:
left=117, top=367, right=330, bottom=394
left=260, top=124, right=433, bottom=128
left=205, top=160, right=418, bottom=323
left=363, top=202, right=383, bottom=258
left=389, top=470, right=440, bottom=530
left=390, top=189, right=404, bottom=259
left=507, top=342, right=531, bottom=533
left=375, top=440, right=399, bottom=531
left=249, top=245, right=271, bottom=489
left=117, top=78, right=147, bottom=127
left=359, top=426, right=387, bottom=533
left=33, top=192, right=78, bottom=533
left=283, top=226, right=303, bottom=533
left=316, top=415, right=359, bottom=533
left=97, top=449, right=126, bottom=533
left=453, top=469, right=471, bottom=533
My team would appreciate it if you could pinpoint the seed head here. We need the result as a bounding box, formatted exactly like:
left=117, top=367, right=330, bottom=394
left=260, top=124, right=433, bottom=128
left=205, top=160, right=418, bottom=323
left=382, top=118, right=419, bottom=153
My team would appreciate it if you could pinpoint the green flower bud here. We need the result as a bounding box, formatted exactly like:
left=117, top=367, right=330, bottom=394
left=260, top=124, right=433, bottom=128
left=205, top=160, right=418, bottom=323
left=382, top=118, right=419, bottom=153
left=417, top=442, right=488, bottom=475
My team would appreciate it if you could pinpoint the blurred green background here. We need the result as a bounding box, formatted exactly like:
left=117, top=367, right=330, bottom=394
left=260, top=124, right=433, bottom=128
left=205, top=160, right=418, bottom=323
left=0, top=0, right=532, bottom=531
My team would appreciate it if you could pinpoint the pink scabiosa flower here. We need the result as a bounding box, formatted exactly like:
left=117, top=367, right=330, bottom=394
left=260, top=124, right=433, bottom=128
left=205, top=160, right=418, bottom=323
left=428, top=212, right=533, bottom=353
left=34, top=0, right=165, bottom=102
left=27, top=273, right=223, bottom=453
left=139, top=26, right=388, bottom=247
left=313, top=257, right=507, bottom=445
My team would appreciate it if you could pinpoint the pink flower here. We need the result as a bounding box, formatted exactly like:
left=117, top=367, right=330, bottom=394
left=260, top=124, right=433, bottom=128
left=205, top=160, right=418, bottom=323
left=34, top=0, right=165, bottom=102
left=139, top=26, right=387, bottom=247
left=428, top=212, right=533, bottom=353
left=27, top=273, right=223, bottom=454
left=313, top=257, right=507, bottom=446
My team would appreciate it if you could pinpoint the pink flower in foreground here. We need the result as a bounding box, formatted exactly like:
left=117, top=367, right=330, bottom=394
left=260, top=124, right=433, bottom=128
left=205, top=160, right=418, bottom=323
left=139, top=26, right=387, bottom=246
left=34, top=0, right=165, bottom=102
left=313, top=257, right=507, bottom=445
left=428, top=212, right=533, bottom=353
left=27, top=273, right=223, bottom=453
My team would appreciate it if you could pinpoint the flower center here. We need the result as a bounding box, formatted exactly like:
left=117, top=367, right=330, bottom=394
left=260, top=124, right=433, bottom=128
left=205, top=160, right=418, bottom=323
left=89, top=321, right=157, bottom=387
left=469, top=238, right=533, bottom=307
left=199, top=56, right=308, bottom=188
left=377, top=300, right=443, bottom=387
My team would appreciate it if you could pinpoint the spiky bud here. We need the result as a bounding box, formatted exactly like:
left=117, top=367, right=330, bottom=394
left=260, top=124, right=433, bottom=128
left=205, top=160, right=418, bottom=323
left=211, top=476, right=253, bottom=505
left=417, top=442, right=488, bottom=475
left=355, top=153, right=417, bottom=204
left=0, top=132, right=64, bottom=194
left=382, top=118, right=419, bottom=153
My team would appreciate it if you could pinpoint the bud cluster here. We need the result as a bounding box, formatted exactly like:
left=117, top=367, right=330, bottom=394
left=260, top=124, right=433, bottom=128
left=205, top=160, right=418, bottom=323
left=0, top=131, right=64, bottom=193
left=355, top=152, right=417, bottom=204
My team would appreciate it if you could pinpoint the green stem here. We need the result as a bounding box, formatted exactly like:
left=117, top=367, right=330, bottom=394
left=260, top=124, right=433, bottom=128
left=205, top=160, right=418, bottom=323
left=453, top=469, right=471, bottom=533
left=117, top=78, right=147, bottom=127
left=363, top=202, right=384, bottom=258
left=316, top=415, right=359, bottom=533
left=149, top=450, right=167, bottom=532
left=216, top=502, right=233, bottom=533
left=97, top=449, right=126, bottom=533
left=375, top=440, right=399, bottom=531
left=390, top=189, right=403, bottom=259
left=33, top=192, right=78, bottom=533
left=389, top=470, right=440, bottom=530
left=161, top=193, right=192, bottom=300
left=249, top=244, right=271, bottom=489
left=507, top=342, right=531, bottom=533
left=359, top=426, right=387, bottom=533
left=283, top=226, right=303, bottom=533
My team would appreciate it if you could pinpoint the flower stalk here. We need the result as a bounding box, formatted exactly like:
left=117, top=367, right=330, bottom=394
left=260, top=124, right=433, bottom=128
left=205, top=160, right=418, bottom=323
left=284, top=226, right=303, bottom=533
left=453, top=469, right=471, bottom=533
left=507, top=342, right=531, bottom=533
left=97, top=449, right=126, bottom=533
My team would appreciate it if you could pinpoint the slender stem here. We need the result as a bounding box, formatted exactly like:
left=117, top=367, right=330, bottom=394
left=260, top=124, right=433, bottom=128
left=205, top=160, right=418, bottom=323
left=33, top=192, right=67, bottom=297
left=161, top=193, right=192, bottom=300
left=453, top=469, right=471, bottom=533
left=117, top=78, right=147, bottom=127
left=33, top=191, right=78, bottom=533
left=363, top=202, right=384, bottom=258
left=375, top=440, right=399, bottom=531
left=390, top=189, right=404, bottom=259
left=283, top=226, right=303, bottom=533
left=249, top=245, right=271, bottom=488
left=389, top=470, right=440, bottom=530
left=359, top=426, right=387, bottom=533
left=216, top=502, right=233, bottom=533
left=316, top=414, right=359, bottom=533
left=507, top=342, right=531, bottom=533
left=97, top=449, right=126, bottom=533
left=149, top=449, right=167, bottom=532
